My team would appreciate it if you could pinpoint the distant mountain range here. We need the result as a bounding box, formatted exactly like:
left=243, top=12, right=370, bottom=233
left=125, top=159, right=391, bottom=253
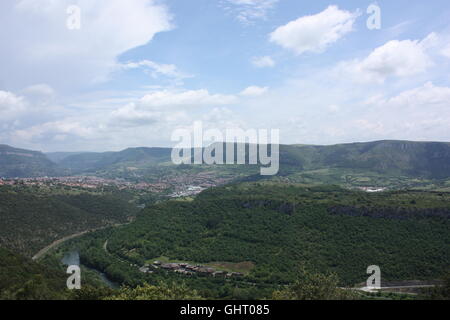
left=0, top=145, right=60, bottom=178
left=54, top=147, right=172, bottom=173
left=279, top=140, right=450, bottom=179
left=1, top=140, right=449, bottom=180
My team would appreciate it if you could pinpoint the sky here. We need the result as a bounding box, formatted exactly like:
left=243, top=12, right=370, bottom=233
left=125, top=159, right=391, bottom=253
left=0, top=0, right=449, bottom=152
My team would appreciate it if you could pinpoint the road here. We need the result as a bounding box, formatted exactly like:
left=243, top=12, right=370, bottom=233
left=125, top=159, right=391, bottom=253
left=32, top=220, right=133, bottom=261
left=354, top=285, right=436, bottom=293
left=32, top=230, right=92, bottom=261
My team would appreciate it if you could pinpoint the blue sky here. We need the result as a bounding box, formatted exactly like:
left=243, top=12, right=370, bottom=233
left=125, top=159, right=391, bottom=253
left=0, top=0, right=449, bottom=151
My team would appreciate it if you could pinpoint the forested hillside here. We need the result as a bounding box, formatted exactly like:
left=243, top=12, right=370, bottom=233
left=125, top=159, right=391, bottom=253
left=280, top=140, right=450, bottom=179
left=57, top=183, right=449, bottom=299
left=54, top=141, right=450, bottom=179
left=56, top=147, right=173, bottom=174
left=0, top=185, right=138, bottom=257
left=0, top=145, right=61, bottom=178
left=0, top=247, right=68, bottom=300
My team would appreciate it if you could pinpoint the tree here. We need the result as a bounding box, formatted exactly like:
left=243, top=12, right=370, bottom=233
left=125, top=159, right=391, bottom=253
left=105, top=282, right=203, bottom=300
left=272, top=267, right=355, bottom=300
left=423, top=272, right=450, bottom=300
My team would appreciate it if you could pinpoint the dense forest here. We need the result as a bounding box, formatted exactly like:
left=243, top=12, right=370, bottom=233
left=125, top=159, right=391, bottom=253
left=0, top=247, right=68, bottom=300
left=52, top=183, right=450, bottom=299
left=0, top=185, right=139, bottom=257
left=3, top=242, right=448, bottom=300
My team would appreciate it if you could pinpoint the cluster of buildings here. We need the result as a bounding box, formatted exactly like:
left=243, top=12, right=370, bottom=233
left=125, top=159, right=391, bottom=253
left=0, top=170, right=233, bottom=196
left=0, top=178, right=24, bottom=186
left=169, top=172, right=230, bottom=188
left=166, top=172, right=233, bottom=198
left=169, top=185, right=205, bottom=198
left=357, top=186, right=387, bottom=193
left=139, top=261, right=244, bottom=278
left=0, top=176, right=170, bottom=192
left=0, top=170, right=235, bottom=201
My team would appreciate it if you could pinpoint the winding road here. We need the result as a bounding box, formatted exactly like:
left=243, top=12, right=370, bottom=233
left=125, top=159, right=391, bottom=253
left=32, top=221, right=133, bottom=261
left=32, top=230, right=92, bottom=261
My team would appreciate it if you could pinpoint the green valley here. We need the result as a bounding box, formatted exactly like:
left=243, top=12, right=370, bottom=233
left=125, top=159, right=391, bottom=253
left=49, top=182, right=450, bottom=299
left=1, top=140, right=450, bottom=300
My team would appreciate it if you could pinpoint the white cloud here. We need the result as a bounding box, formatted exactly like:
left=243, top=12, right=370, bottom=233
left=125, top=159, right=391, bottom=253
left=138, top=89, right=237, bottom=108
left=0, top=87, right=85, bottom=146
left=382, top=82, right=450, bottom=108
left=22, top=84, right=55, bottom=97
left=270, top=5, right=359, bottom=55
left=353, top=119, right=385, bottom=134
left=327, top=104, right=340, bottom=113
left=224, top=0, right=278, bottom=23
left=110, top=103, right=162, bottom=128
left=240, top=86, right=268, bottom=96
left=14, top=120, right=94, bottom=142
left=353, top=82, right=450, bottom=140
left=108, top=89, right=237, bottom=128
left=251, top=56, right=275, bottom=68
left=0, top=0, right=172, bottom=89
left=0, top=91, right=26, bottom=120
left=202, top=107, right=246, bottom=131
left=1, top=86, right=241, bottom=150
left=441, top=44, right=450, bottom=58
left=122, top=60, right=192, bottom=84
left=385, top=20, right=415, bottom=38
left=337, top=35, right=435, bottom=83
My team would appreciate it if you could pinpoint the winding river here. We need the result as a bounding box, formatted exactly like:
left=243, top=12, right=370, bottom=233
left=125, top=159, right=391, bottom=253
left=62, top=251, right=119, bottom=289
